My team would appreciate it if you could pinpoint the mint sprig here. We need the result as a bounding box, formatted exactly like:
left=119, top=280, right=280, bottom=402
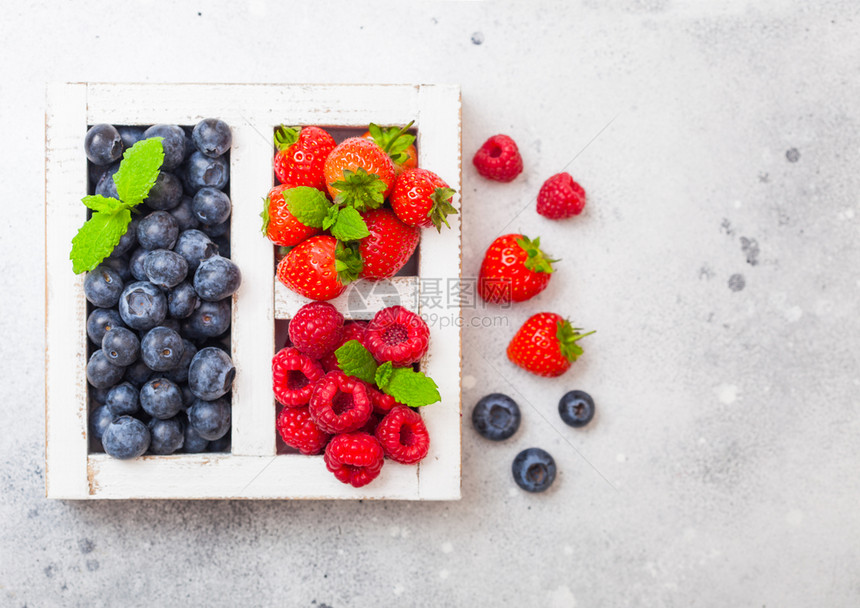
left=334, top=340, right=378, bottom=385
left=282, top=186, right=370, bottom=242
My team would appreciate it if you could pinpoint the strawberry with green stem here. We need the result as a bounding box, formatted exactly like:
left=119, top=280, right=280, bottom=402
left=478, top=234, right=557, bottom=304
left=359, top=208, right=420, bottom=280
left=323, top=137, right=396, bottom=210
left=276, top=235, right=363, bottom=301
left=362, top=121, right=418, bottom=175
left=260, top=185, right=321, bottom=247
left=273, top=125, right=336, bottom=191
left=507, top=313, right=594, bottom=378
left=390, top=168, right=457, bottom=231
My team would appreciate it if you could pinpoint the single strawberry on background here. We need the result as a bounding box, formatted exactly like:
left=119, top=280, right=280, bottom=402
left=478, top=234, right=556, bottom=304
left=507, top=312, right=594, bottom=378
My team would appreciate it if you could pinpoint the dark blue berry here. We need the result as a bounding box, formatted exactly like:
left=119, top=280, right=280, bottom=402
left=84, top=265, right=124, bottom=308
left=87, top=308, right=125, bottom=345
left=174, top=229, right=217, bottom=272
left=102, top=254, right=132, bottom=282
left=89, top=162, right=111, bottom=188
left=123, top=359, right=153, bottom=388
left=181, top=299, right=231, bottom=339
left=102, top=416, right=151, bottom=459
left=89, top=384, right=111, bottom=405
left=183, top=420, right=210, bottom=453
left=119, top=281, right=167, bottom=331
left=207, top=434, right=231, bottom=452
left=90, top=404, right=115, bottom=440
left=143, top=249, right=188, bottom=289
left=144, top=172, right=183, bottom=211
left=169, top=196, right=200, bottom=231
left=212, top=235, right=230, bottom=259
left=193, top=255, right=241, bottom=302
left=117, top=125, right=145, bottom=150
left=105, top=382, right=140, bottom=416
left=188, top=347, right=235, bottom=401
left=140, top=377, right=184, bottom=420
left=95, top=163, right=120, bottom=199
left=184, top=150, right=229, bottom=191
left=86, top=349, right=126, bottom=389
left=112, top=218, right=139, bottom=257
left=167, top=281, right=200, bottom=319
left=512, top=448, right=557, bottom=493
left=159, top=317, right=182, bottom=335
left=187, top=397, right=231, bottom=440
left=137, top=211, right=179, bottom=250
left=183, top=126, right=196, bottom=160
left=558, top=390, right=595, bottom=428
left=192, top=187, right=231, bottom=225
left=147, top=417, right=185, bottom=455
left=200, top=220, right=230, bottom=238
left=143, top=124, right=187, bottom=171
left=128, top=247, right=150, bottom=281
left=163, top=340, right=197, bottom=384
left=85, top=124, right=123, bottom=165
left=180, top=384, right=196, bottom=408
left=102, top=326, right=140, bottom=366
left=472, top=393, right=521, bottom=441
left=192, top=118, right=232, bottom=158
left=140, top=326, right=185, bottom=371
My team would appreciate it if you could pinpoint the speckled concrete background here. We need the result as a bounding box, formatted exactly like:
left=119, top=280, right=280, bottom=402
left=3, top=1, right=859, bottom=606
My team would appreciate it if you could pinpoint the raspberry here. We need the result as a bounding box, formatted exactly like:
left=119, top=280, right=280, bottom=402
left=472, top=134, right=523, bottom=182
left=319, top=320, right=368, bottom=373
left=288, top=301, right=344, bottom=359
left=367, top=386, right=403, bottom=415
left=359, top=412, right=383, bottom=435
left=375, top=406, right=430, bottom=465
left=308, top=371, right=372, bottom=434
left=364, top=306, right=429, bottom=367
left=536, top=172, right=586, bottom=219
left=272, top=347, right=325, bottom=407
left=276, top=405, right=331, bottom=455
left=324, top=432, right=385, bottom=487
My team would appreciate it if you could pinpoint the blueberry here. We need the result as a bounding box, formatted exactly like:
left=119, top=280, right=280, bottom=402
left=102, top=254, right=132, bottom=282
left=140, top=377, right=184, bottom=420
left=90, top=405, right=115, bottom=440
left=123, top=359, right=153, bottom=388
left=102, top=416, right=151, bottom=459
left=110, top=217, right=139, bottom=257
left=117, top=125, right=146, bottom=150
left=89, top=162, right=112, bottom=188
left=95, top=163, right=120, bottom=199
left=472, top=393, right=521, bottom=441
left=181, top=299, right=231, bottom=339
left=147, top=417, right=185, bottom=455
left=140, top=326, right=185, bottom=371
left=102, top=326, right=140, bottom=366
left=86, top=349, right=126, bottom=389
left=85, top=124, right=123, bottom=165
left=167, top=281, right=200, bottom=319
left=180, top=384, right=196, bottom=408
left=193, top=256, right=241, bottom=302
left=558, top=390, right=595, bottom=428
left=200, top=220, right=230, bottom=238
left=174, top=229, right=217, bottom=272
left=128, top=247, right=150, bottom=281
left=84, top=265, right=124, bottom=308
left=191, top=187, right=231, bottom=226
left=163, top=340, right=197, bottom=384
left=188, top=347, right=235, bottom=401
left=207, top=434, right=231, bottom=452
left=86, top=308, right=125, bottom=345
left=187, top=397, right=231, bottom=440
left=512, top=448, right=557, bottom=493
left=143, top=124, right=187, bottom=171
left=183, top=420, right=210, bottom=453
left=192, top=118, right=232, bottom=158
left=212, top=235, right=230, bottom=259
left=118, top=281, right=167, bottom=331
left=144, top=172, right=183, bottom=211
left=105, top=382, right=140, bottom=416
left=184, top=150, right=229, bottom=191
left=169, top=196, right=200, bottom=231
left=137, top=211, right=179, bottom=250
left=144, top=249, right=188, bottom=289
left=159, top=317, right=182, bottom=335
left=89, top=384, right=111, bottom=405
left=183, top=126, right=196, bottom=160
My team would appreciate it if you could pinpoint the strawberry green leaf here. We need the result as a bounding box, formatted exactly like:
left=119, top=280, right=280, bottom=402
left=260, top=196, right=271, bottom=234
left=330, top=206, right=370, bottom=242
left=335, top=340, right=378, bottom=384
left=374, top=361, right=394, bottom=391
left=70, top=208, right=132, bottom=274
left=322, top=205, right=339, bottom=231
left=285, top=186, right=331, bottom=228
left=370, top=121, right=416, bottom=165
left=274, top=125, right=300, bottom=151
left=517, top=235, right=558, bottom=274
left=331, top=168, right=387, bottom=212
left=334, top=241, right=363, bottom=284
left=427, top=187, right=458, bottom=232
left=82, top=195, right=123, bottom=214
left=375, top=363, right=441, bottom=408
left=113, top=138, right=164, bottom=207
left=556, top=320, right=595, bottom=363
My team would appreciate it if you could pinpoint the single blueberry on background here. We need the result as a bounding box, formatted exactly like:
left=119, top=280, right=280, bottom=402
left=181, top=299, right=231, bottom=339
left=193, top=255, right=241, bottom=302
left=140, top=326, right=185, bottom=371
left=105, top=382, right=140, bottom=417
left=472, top=393, right=521, bottom=441
left=137, top=211, right=179, bottom=250
left=512, top=448, right=557, bottom=493
left=187, top=397, right=231, bottom=440
left=192, top=187, right=231, bottom=226
left=143, top=124, right=187, bottom=171
left=558, top=390, right=595, bottom=428
left=102, top=416, right=151, bottom=459
left=192, top=118, right=232, bottom=158
left=118, top=281, right=167, bottom=331
left=84, top=265, right=124, bottom=308
left=102, top=326, right=140, bottom=367
left=144, top=249, right=188, bottom=289
left=140, top=377, right=184, bottom=420
left=86, top=349, right=126, bottom=389
left=167, top=281, right=200, bottom=319
left=147, top=417, right=185, bottom=455
left=184, top=150, right=229, bottom=191
left=86, top=308, right=125, bottom=345
left=89, top=404, right=115, bottom=440
left=144, top=171, right=183, bottom=211
left=188, top=347, right=235, bottom=401
left=174, top=229, right=218, bottom=272
left=85, top=124, right=123, bottom=165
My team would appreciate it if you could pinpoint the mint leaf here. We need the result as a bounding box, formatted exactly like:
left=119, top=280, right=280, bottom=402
left=82, top=195, right=123, bottom=213
left=330, top=206, right=370, bottom=241
left=335, top=340, right=378, bottom=384
left=377, top=365, right=441, bottom=408
left=114, top=138, right=164, bottom=206
left=70, top=209, right=132, bottom=274
left=375, top=361, right=394, bottom=389
left=285, top=186, right=330, bottom=228
left=331, top=168, right=387, bottom=211
left=322, top=205, right=339, bottom=231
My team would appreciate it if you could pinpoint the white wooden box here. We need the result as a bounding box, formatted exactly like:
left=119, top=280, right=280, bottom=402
left=45, top=83, right=462, bottom=500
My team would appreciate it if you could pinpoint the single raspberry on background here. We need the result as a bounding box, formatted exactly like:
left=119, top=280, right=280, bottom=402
left=272, top=347, right=325, bottom=407
left=472, top=135, right=523, bottom=182
left=309, top=371, right=373, bottom=434
left=320, top=321, right=369, bottom=373
left=288, top=301, right=345, bottom=360
left=367, top=385, right=403, bottom=415
left=324, top=432, right=385, bottom=487
left=276, top=405, right=331, bottom=455
left=375, top=406, right=430, bottom=465
left=536, top=172, right=586, bottom=219
left=364, top=305, right=430, bottom=367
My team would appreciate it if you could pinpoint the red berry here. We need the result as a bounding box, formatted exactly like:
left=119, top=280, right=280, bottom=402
left=359, top=412, right=383, bottom=435
left=478, top=234, right=555, bottom=304
left=472, top=134, right=523, bottom=182
left=261, top=185, right=322, bottom=247
left=272, top=347, right=325, bottom=407
left=288, top=301, right=345, bottom=360
left=323, top=137, right=396, bottom=206
left=359, top=208, right=420, bottom=280
left=537, top=172, right=586, bottom=219
left=320, top=321, right=368, bottom=372
left=276, top=405, right=331, bottom=455
left=273, top=126, right=336, bottom=191
left=277, top=235, right=361, bottom=301
left=324, top=432, right=385, bottom=488
left=390, top=168, right=458, bottom=230
left=375, top=406, right=430, bottom=465
left=364, top=305, right=430, bottom=367
left=367, top=385, right=403, bottom=415
left=506, top=312, right=594, bottom=378
left=309, top=371, right=373, bottom=434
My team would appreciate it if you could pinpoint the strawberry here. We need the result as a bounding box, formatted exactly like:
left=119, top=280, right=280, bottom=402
left=390, top=168, right=457, bottom=231
left=507, top=313, right=594, bottom=378
left=478, top=234, right=556, bottom=304
left=362, top=122, right=418, bottom=176
left=276, top=235, right=362, bottom=301
left=323, top=137, right=396, bottom=209
left=273, top=125, right=336, bottom=191
left=260, top=185, right=321, bottom=247
left=359, top=208, right=420, bottom=280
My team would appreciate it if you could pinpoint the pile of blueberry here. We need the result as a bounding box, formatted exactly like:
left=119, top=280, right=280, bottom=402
left=84, top=119, right=240, bottom=459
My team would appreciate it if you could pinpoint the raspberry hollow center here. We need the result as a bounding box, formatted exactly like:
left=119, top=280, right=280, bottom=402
left=287, top=370, right=309, bottom=390
left=383, top=326, right=409, bottom=345
left=489, top=145, right=502, bottom=158
left=399, top=424, right=415, bottom=447
left=332, top=391, right=355, bottom=415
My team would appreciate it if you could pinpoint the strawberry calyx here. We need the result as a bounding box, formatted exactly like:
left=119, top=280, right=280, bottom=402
left=260, top=196, right=272, bottom=234
left=331, top=168, right=387, bottom=212
left=516, top=235, right=557, bottom=273
left=427, top=187, right=458, bottom=232
left=368, top=121, right=416, bottom=165
left=335, top=241, right=364, bottom=285
left=556, top=320, right=595, bottom=363
left=274, top=125, right=301, bottom=151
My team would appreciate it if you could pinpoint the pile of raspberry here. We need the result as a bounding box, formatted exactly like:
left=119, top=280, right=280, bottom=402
left=273, top=302, right=431, bottom=488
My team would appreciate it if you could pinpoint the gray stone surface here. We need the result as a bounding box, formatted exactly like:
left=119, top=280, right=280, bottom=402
left=3, top=1, right=860, bottom=606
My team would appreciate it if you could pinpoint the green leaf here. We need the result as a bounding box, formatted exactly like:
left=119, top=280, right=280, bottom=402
left=334, top=241, right=363, bottom=284
left=517, top=235, right=558, bottom=274
left=556, top=320, right=595, bottom=363
left=368, top=122, right=416, bottom=165
left=113, top=138, right=165, bottom=206
left=374, top=361, right=394, bottom=390
left=376, top=365, right=441, bottom=408
left=330, top=206, right=370, bottom=242
left=335, top=340, right=378, bottom=384
left=70, top=209, right=132, bottom=274
left=427, top=187, right=458, bottom=232
left=274, top=125, right=300, bottom=151
left=331, top=168, right=387, bottom=212
left=82, top=195, right=123, bottom=213
left=260, top=196, right=271, bottom=234
left=285, top=186, right=330, bottom=228
left=322, top=205, right=339, bottom=231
